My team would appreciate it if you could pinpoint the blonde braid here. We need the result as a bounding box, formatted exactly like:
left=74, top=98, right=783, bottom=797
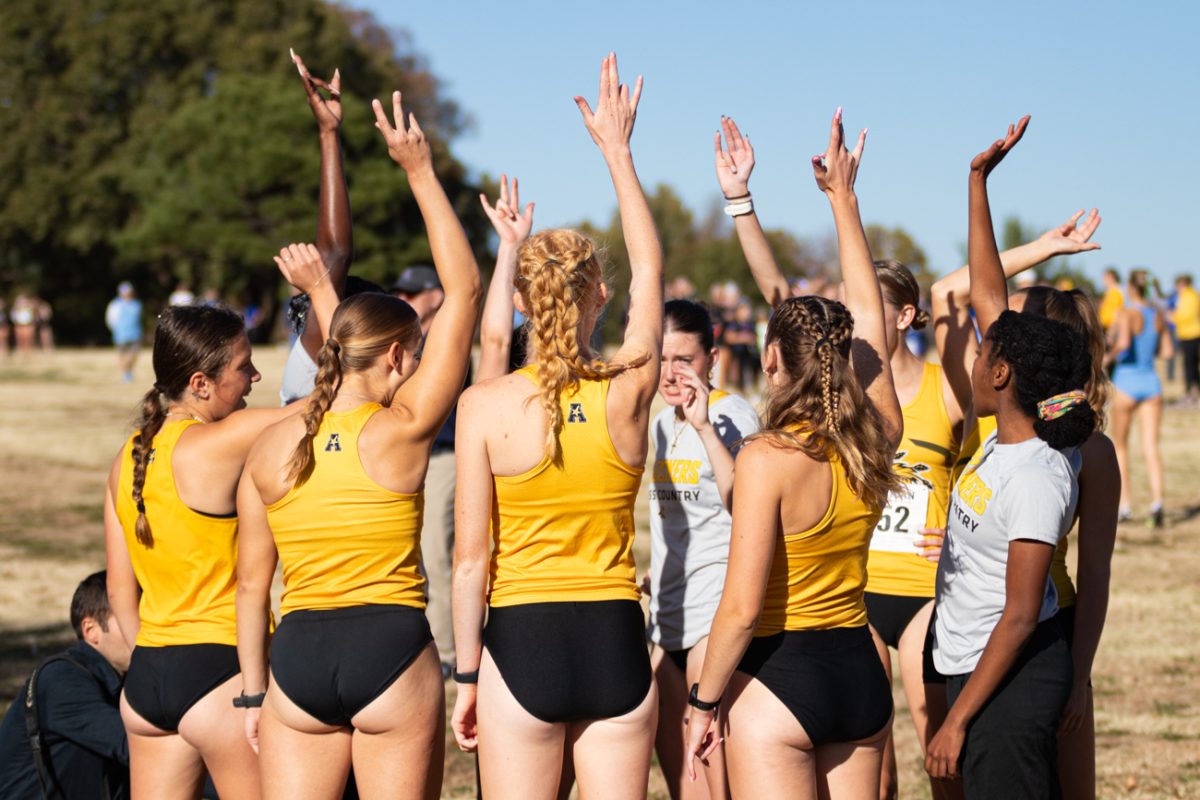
left=517, top=229, right=649, bottom=460
left=286, top=338, right=344, bottom=484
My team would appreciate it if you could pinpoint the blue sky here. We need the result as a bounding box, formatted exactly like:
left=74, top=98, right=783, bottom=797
left=355, top=0, right=1197, bottom=284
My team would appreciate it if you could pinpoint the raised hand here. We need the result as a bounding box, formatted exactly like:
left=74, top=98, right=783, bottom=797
left=574, top=52, right=643, bottom=158
left=273, top=243, right=331, bottom=294
left=812, top=107, right=867, bottom=198
left=715, top=116, right=755, bottom=198
left=291, top=49, right=342, bottom=134
left=970, top=115, right=1030, bottom=178
left=676, top=364, right=713, bottom=431
left=479, top=174, right=535, bottom=246
left=1037, top=208, right=1102, bottom=255
left=372, top=91, right=433, bottom=174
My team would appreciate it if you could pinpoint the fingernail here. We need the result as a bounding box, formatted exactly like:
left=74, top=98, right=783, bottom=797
left=863, top=127, right=869, bottom=135
left=835, top=106, right=843, bottom=120
left=289, top=47, right=296, bottom=60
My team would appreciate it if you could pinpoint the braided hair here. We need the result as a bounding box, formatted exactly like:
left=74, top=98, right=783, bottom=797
left=131, top=305, right=245, bottom=547
left=748, top=296, right=902, bottom=510
left=515, top=229, right=648, bottom=461
left=286, top=293, right=422, bottom=483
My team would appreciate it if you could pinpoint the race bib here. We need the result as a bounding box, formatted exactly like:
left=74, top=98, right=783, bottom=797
left=869, top=482, right=931, bottom=554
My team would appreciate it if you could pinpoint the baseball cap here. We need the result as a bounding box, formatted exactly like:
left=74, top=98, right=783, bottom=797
left=391, top=265, right=441, bottom=294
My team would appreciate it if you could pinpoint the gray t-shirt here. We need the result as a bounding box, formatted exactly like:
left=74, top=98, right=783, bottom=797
left=647, top=392, right=760, bottom=650
left=280, top=337, right=318, bottom=405
left=933, top=432, right=1079, bottom=675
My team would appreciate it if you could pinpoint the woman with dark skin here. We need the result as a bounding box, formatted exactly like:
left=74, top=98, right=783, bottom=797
left=924, top=117, right=1096, bottom=798
left=932, top=216, right=1116, bottom=800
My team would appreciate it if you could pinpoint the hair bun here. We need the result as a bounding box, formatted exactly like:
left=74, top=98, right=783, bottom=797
left=911, top=308, right=931, bottom=331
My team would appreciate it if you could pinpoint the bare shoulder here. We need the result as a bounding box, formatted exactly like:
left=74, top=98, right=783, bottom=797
left=247, top=414, right=306, bottom=470
left=1080, top=430, right=1117, bottom=470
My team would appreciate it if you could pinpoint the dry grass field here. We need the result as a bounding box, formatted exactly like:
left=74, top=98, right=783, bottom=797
left=1, top=346, right=1197, bottom=798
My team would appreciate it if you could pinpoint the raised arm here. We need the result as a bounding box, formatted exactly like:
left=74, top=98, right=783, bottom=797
left=812, top=108, right=901, bottom=446
left=375, top=91, right=482, bottom=436
left=292, top=51, right=352, bottom=360
left=477, top=174, right=534, bottom=382
left=234, top=464, right=278, bottom=754
left=574, top=53, right=663, bottom=404
left=967, top=115, right=1030, bottom=336
left=716, top=116, right=790, bottom=308
left=933, top=207, right=1102, bottom=412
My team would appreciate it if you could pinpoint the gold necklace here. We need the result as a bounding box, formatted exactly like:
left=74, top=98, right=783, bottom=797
left=165, top=409, right=209, bottom=423
left=669, top=415, right=688, bottom=454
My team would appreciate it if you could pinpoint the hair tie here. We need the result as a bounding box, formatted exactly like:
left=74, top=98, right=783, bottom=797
left=152, top=383, right=166, bottom=394
left=1037, top=390, right=1087, bottom=421
left=327, top=337, right=341, bottom=353
left=136, top=500, right=146, bottom=514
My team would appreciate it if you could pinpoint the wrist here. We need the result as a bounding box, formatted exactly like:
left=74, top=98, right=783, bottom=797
left=602, top=145, right=635, bottom=165
left=319, top=128, right=340, bottom=141
left=404, top=163, right=439, bottom=185
left=827, top=192, right=859, bottom=210
left=688, top=683, right=721, bottom=712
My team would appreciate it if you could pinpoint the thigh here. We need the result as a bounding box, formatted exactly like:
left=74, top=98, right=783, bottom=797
left=814, top=732, right=886, bottom=800
left=1108, top=391, right=1135, bottom=443
left=350, top=644, right=446, bottom=800
left=569, top=678, right=657, bottom=800
left=177, top=672, right=261, bottom=800
left=650, top=646, right=691, bottom=799
left=897, top=600, right=936, bottom=745
left=122, top=694, right=206, bottom=800
left=260, top=680, right=353, bottom=800
left=476, top=648, right=566, bottom=800
left=1138, top=395, right=1163, bottom=441
left=723, top=671, right=818, bottom=799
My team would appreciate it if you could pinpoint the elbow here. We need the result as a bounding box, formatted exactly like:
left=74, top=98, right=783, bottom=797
left=1002, top=607, right=1040, bottom=639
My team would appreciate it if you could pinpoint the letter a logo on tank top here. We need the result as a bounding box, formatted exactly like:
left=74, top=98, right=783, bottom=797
left=325, top=433, right=342, bottom=452
left=567, top=403, right=587, bottom=423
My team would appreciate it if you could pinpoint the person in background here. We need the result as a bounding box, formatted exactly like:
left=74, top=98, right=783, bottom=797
left=168, top=284, right=195, bottom=308
left=1097, top=268, right=1123, bottom=332
left=105, top=282, right=142, bottom=383
left=1172, top=274, right=1200, bottom=406
left=11, top=292, right=38, bottom=355
left=0, top=298, right=10, bottom=357
left=392, top=263, right=460, bottom=677
left=0, top=571, right=133, bottom=800
left=36, top=298, right=54, bottom=351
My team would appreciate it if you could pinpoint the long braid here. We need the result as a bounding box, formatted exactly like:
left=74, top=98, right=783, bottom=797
left=518, top=230, right=648, bottom=461
left=130, top=387, right=167, bottom=547
left=286, top=338, right=344, bottom=484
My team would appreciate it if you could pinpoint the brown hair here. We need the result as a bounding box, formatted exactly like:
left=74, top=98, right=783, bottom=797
left=132, top=305, right=246, bottom=547
left=515, top=229, right=647, bottom=460
left=748, top=296, right=902, bottom=510
left=287, top=293, right=422, bottom=483
left=874, top=260, right=929, bottom=330
left=1017, top=286, right=1110, bottom=430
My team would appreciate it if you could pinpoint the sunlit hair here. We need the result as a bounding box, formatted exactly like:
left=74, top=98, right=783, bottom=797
left=515, top=229, right=647, bottom=460
left=664, top=299, right=715, bottom=352
left=132, top=305, right=245, bottom=547
left=874, top=260, right=929, bottom=331
left=1016, top=286, right=1109, bottom=430
left=746, top=296, right=902, bottom=510
left=287, top=293, right=421, bottom=483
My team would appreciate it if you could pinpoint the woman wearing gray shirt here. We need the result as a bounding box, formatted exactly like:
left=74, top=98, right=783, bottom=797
left=925, top=117, right=1097, bottom=799
left=648, top=299, right=758, bottom=800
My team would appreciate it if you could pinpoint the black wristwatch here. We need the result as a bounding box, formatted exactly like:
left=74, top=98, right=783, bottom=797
left=232, top=692, right=266, bottom=708
left=688, top=683, right=720, bottom=712
left=453, top=669, right=479, bottom=685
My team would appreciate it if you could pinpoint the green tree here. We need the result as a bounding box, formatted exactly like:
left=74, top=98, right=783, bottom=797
left=0, top=0, right=488, bottom=342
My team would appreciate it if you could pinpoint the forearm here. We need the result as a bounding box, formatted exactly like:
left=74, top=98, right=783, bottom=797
left=933, top=239, right=1059, bottom=308
left=696, top=601, right=759, bottom=703
left=316, top=130, right=352, bottom=290
left=109, top=587, right=140, bottom=650
left=408, top=168, right=480, bottom=298
left=607, top=148, right=663, bottom=290
left=307, top=283, right=339, bottom=343
left=451, top=557, right=488, bottom=672
left=477, top=242, right=519, bottom=381
left=1069, top=570, right=1111, bottom=685
left=697, top=424, right=736, bottom=510
left=967, top=174, right=1008, bottom=331
left=946, top=612, right=1037, bottom=727
left=732, top=213, right=789, bottom=308
left=235, top=585, right=272, bottom=695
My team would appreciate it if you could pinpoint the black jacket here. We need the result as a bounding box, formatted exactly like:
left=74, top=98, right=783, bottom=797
left=0, top=642, right=128, bottom=799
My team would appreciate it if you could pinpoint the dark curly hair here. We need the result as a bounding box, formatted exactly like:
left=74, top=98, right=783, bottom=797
left=986, top=310, right=1095, bottom=450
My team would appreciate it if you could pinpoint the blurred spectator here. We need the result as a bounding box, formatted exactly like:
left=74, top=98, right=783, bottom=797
left=104, top=282, right=142, bottom=383
left=11, top=293, right=38, bottom=354
left=0, top=571, right=132, bottom=800
left=665, top=275, right=696, bottom=301
left=0, top=298, right=9, bottom=357
left=725, top=301, right=758, bottom=392
left=36, top=299, right=54, bottom=351
left=167, top=283, right=195, bottom=307
left=199, top=288, right=221, bottom=307
left=1098, top=267, right=1124, bottom=330
left=1173, top=274, right=1200, bottom=405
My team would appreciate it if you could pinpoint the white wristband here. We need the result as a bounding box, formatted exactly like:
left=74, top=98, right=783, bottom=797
left=724, top=200, right=754, bottom=217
